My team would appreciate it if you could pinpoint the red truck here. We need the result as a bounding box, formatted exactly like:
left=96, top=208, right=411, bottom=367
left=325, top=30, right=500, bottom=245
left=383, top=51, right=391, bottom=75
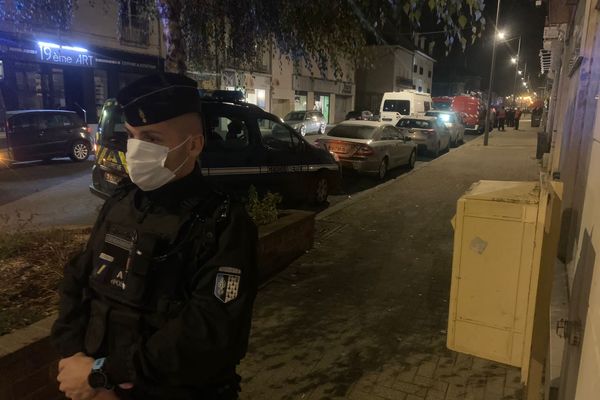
left=432, top=95, right=485, bottom=134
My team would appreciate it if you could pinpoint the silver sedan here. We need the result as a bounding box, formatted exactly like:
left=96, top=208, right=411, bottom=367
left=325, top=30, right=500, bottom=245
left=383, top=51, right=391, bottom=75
left=315, top=121, right=417, bottom=180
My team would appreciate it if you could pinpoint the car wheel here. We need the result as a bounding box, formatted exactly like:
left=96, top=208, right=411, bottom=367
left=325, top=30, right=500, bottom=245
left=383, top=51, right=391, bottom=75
left=450, top=136, right=457, bottom=148
left=377, top=157, right=388, bottom=180
left=310, top=175, right=329, bottom=204
left=407, top=150, right=416, bottom=170
left=70, top=140, right=90, bottom=162
left=319, top=124, right=326, bottom=134
left=430, top=142, right=441, bottom=158
left=300, top=125, right=307, bottom=136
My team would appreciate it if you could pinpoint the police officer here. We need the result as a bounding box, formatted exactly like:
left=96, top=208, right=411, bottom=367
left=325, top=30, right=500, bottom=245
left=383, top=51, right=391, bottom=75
left=51, top=73, right=258, bottom=400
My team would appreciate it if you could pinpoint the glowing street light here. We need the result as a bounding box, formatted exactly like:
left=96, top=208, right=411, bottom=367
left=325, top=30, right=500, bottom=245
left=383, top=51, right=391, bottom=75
left=498, top=31, right=506, bottom=40
left=518, top=70, right=522, bottom=75
left=523, top=82, right=527, bottom=86
left=511, top=57, right=517, bottom=64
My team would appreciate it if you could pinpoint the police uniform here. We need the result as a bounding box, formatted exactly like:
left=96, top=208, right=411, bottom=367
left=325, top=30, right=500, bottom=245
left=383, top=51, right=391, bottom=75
left=51, top=74, right=258, bottom=400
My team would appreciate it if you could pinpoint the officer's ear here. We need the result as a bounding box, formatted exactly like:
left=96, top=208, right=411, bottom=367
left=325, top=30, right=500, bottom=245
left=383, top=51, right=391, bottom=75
left=190, top=133, right=204, bottom=157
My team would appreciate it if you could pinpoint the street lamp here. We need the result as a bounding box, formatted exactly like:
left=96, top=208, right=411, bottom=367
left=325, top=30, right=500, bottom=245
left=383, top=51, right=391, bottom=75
left=511, top=57, right=517, bottom=64
left=518, top=70, right=522, bottom=75
left=497, top=31, right=506, bottom=39
left=484, top=0, right=502, bottom=146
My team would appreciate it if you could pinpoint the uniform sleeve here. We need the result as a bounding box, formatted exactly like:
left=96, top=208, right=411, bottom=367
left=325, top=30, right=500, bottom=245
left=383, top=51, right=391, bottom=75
left=105, top=203, right=258, bottom=386
left=50, top=201, right=109, bottom=357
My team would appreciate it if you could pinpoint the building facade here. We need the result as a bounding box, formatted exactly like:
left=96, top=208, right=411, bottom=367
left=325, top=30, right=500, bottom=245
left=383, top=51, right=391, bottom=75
left=0, top=1, right=163, bottom=125
left=355, top=44, right=435, bottom=114
left=538, top=0, right=600, bottom=399
left=269, top=51, right=356, bottom=123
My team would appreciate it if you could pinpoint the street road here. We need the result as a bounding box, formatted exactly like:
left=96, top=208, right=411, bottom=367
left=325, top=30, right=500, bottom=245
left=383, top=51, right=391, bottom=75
left=0, top=133, right=479, bottom=229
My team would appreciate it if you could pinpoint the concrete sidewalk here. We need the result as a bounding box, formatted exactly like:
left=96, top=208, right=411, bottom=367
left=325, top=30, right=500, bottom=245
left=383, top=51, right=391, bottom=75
left=239, top=126, right=540, bottom=400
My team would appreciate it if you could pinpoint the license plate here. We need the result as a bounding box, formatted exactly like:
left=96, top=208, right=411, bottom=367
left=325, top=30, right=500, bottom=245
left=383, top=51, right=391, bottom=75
left=104, top=172, right=120, bottom=185
left=329, top=144, right=348, bottom=153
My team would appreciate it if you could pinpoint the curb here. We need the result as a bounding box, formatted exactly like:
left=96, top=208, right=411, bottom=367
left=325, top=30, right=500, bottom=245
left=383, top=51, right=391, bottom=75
left=316, top=132, right=487, bottom=221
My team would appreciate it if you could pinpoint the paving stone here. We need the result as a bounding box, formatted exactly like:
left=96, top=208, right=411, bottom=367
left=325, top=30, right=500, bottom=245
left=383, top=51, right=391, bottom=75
left=417, top=360, right=439, bottom=379
left=425, top=389, right=446, bottom=400
left=373, top=385, right=409, bottom=400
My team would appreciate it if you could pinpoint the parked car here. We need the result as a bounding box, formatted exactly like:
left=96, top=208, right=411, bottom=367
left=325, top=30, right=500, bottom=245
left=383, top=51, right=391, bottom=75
left=380, top=90, right=432, bottom=125
left=91, top=95, right=341, bottom=204
left=425, top=110, right=465, bottom=147
left=345, top=110, right=374, bottom=121
left=397, top=116, right=450, bottom=157
left=315, top=121, right=416, bottom=180
left=283, top=110, right=327, bottom=136
left=2, top=110, right=92, bottom=163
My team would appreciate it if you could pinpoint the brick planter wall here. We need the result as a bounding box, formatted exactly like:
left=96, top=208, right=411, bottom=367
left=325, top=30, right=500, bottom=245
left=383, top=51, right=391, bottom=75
left=0, top=209, right=316, bottom=398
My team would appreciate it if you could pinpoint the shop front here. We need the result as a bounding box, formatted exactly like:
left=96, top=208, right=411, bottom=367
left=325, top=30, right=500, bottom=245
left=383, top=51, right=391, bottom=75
left=0, top=32, right=162, bottom=124
left=292, top=75, right=355, bottom=123
left=222, top=70, right=271, bottom=112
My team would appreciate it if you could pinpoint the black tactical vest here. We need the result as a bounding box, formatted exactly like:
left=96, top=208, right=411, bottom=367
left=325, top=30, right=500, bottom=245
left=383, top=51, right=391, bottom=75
left=83, top=186, right=228, bottom=360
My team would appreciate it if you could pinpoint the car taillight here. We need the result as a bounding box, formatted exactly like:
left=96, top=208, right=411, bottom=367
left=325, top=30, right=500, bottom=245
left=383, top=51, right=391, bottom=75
left=356, top=145, right=374, bottom=156
left=425, top=129, right=436, bottom=135
left=86, top=126, right=92, bottom=134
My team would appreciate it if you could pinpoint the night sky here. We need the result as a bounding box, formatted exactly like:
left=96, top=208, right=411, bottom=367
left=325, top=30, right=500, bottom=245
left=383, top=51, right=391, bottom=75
left=430, top=0, right=547, bottom=96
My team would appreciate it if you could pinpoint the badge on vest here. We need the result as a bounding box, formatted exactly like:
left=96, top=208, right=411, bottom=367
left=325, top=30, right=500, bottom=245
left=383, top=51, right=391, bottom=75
left=214, top=268, right=241, bottom=303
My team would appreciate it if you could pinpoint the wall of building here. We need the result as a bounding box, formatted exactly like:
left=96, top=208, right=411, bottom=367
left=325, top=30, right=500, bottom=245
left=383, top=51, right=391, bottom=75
left=543, top=0, right=600, bottom=399
left=236, top=48, right=356, bottom=123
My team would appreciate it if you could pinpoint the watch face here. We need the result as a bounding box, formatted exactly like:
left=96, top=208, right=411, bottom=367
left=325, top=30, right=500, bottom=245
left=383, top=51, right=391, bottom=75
left=88, top=371, right=107, bottom=389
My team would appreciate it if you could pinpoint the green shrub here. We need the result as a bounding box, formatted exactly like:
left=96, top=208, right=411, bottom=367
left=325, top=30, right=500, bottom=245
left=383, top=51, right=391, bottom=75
left=245, top=186, right=282, bottom=226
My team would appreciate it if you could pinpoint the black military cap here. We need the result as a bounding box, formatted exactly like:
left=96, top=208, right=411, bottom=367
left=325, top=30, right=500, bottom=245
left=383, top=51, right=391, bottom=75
left=116, top=72, right=200, bottom=126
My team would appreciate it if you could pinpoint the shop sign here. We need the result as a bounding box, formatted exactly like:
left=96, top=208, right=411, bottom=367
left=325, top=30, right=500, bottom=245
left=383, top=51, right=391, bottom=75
left=38, top=41, right=95, bottom=67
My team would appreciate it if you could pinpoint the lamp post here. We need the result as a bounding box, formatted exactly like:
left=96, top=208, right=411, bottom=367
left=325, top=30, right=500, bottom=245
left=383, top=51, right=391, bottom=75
left=511, top=36, right=521, bottom=107
left=483, top=0, right=502, bottom=146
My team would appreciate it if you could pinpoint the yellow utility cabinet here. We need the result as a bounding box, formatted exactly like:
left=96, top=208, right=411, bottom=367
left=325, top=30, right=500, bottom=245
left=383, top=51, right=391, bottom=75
left=447, top=180, right=540, bottom=369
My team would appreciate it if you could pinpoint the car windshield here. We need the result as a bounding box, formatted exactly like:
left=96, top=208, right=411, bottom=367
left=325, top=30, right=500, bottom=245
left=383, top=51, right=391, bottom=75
left=284, top=112, right=306, bottom=120
left=328, top=125, right=377, bottom=139
left=382, top=100, right=410, bottom=114
left=397, top=119, right=432, bottom=129
left=433, top=102, right=451, bottom=110
left=97, top=102, right=127, bottom=151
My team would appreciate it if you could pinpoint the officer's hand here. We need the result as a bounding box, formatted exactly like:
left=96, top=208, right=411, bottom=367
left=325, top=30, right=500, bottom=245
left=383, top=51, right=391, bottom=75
left=57, top=352, right=96, bottom=400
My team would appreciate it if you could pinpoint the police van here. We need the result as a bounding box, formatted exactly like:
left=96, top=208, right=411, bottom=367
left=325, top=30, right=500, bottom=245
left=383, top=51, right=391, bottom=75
left=379, top=90, right=432, bottom=125
left=91, top=92, right=341, bottom=204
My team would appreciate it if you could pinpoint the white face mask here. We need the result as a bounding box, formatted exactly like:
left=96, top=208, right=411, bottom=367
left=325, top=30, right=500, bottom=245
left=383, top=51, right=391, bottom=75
left=126, top=136, right=191, bottom=191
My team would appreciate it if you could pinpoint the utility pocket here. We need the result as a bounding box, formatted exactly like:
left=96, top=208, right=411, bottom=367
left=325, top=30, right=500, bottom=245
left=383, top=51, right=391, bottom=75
left=84, top=299, right=109, bottom=355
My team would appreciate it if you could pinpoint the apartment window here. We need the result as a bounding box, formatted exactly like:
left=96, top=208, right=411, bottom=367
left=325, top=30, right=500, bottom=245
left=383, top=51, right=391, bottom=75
left=413, top=64, right=417, bottom=73
left=419, top=67, right=424, bottom=75
left=418, top=86, right=422, bottom=92
left=428, top=70, right=432, bottom=78
left=427, top=88, right=431, bottom=94
left=120, top=0, right=150, bottom=46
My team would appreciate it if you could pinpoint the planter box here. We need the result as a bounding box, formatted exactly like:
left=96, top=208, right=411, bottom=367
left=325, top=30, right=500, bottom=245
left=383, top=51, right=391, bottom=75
left=257, top=209, right=315, bottom=282
left=0, top=209, right=316, bottom=398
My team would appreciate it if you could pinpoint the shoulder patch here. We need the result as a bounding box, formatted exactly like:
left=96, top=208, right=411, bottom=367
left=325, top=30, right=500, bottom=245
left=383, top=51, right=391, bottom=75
left=214, top=272, right=240, bottom=303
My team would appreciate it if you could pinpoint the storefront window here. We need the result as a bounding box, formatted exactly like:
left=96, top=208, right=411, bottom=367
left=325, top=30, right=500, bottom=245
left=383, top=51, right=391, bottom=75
left=294, top=93, right=307, bottom=111
left=256, top=89, right=266, bottom=110
left=15, top=62, right=43, bottom=109
left=51, top=69, right=66, bottom=108
left=314, top=94, right=330, bottom=123
left=94, top=70, right=109, bottom=121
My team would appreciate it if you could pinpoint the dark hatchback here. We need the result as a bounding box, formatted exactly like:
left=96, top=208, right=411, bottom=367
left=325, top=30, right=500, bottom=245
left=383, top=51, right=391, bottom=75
left=2, top=110, right=92, bottom=163
left=91, top=95, right=341, bottom=204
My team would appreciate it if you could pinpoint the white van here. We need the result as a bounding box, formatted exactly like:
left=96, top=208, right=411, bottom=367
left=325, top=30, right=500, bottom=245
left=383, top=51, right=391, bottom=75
left=379, top=90, right=433, bottom=125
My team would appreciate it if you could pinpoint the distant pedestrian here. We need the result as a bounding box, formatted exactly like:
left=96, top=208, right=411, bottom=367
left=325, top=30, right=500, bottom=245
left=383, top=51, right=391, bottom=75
left=497, top=106, right=506, bottom=131
left=507, top=108, right=515, bottom=127
left=514, top=108, right=522, bottom=130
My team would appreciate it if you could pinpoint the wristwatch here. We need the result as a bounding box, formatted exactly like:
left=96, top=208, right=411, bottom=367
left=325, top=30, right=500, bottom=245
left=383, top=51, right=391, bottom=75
left=88, top=357, right=114, bottom=390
